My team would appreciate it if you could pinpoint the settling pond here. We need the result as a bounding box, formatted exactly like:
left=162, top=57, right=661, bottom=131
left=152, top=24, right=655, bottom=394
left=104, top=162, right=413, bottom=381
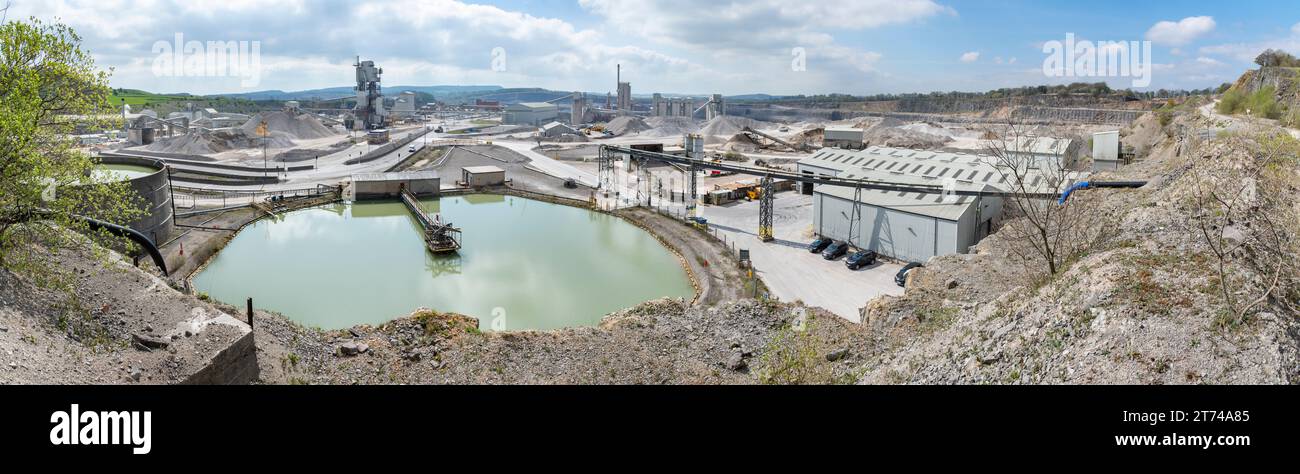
left=192, top=194, right=694, bottom=331
left=92, top=163, right=159, bottom=181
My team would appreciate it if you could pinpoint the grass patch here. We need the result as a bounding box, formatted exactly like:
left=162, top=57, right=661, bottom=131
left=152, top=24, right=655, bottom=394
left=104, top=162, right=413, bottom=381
left=1218, top=85, right=1284, bottom=120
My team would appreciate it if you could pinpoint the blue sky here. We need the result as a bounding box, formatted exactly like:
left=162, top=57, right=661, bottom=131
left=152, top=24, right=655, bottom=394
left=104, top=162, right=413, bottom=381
left=9, top=0, right=1300, bottom=95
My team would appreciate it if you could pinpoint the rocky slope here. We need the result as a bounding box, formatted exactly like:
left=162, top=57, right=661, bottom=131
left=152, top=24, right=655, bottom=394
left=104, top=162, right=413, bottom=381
left=852, top=110, right=1300, bottom=384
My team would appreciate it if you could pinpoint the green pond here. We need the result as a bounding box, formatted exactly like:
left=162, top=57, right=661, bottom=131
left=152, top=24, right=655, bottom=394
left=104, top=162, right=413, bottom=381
left=192, top=194, right=695, bottom=331
left=93, top=163, right=158, bottom=181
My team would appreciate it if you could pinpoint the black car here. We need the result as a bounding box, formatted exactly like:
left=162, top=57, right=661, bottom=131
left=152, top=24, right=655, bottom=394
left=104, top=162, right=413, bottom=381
left=845, top=250, right=878, bottom=270
left=822, top=241, right=849, bottom=260
left=807, top=238, right=832, bottom=253
left=895, top=262, right=923, bottom=287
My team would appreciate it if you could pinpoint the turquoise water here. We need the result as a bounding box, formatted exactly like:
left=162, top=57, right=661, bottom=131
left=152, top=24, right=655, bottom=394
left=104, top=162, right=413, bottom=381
left=192, top=194, right=694, bottom=331
left=92, top=163, right=158, bottom=181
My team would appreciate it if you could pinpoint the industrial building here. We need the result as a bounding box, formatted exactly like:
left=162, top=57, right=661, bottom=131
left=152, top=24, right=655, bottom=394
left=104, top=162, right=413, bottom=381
left=1005, top=136, right=1078, bottom=168
left=823, top=127, right=865, bottom=149
left=1091, top=131, right=1122, bottom=171
left=541, top=121, right=579, bottom=138
left=797, top=146, right=1082, bottom=263
left=461, top=166, right=506, bottom=187
left=503, top=102, right=560, bottom=126
left=351, top=58, right=387, bottom=130
left=353, top=172, right=440, bottom=199
left=571, top=92, right=588, bottom=124
left=391, top=91, right=418, bottom=118
left=616, top=64, right=632, bottom=113
left=652, top=94, right=693, bottom=117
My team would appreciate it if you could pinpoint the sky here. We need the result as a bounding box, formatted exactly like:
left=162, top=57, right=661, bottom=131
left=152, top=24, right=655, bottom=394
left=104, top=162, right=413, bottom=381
left=6, top=0, right=1300, bottom=96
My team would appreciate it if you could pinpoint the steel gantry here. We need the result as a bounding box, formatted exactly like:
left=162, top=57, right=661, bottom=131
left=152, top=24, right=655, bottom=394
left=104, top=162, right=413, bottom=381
left=758, top=175, right=775, bottom=241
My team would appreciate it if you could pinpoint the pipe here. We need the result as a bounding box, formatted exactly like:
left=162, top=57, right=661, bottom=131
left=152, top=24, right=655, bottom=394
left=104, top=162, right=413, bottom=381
left=79, top=216, right=169, bottom=277
left=1057, top=181, right=1146, bottom=204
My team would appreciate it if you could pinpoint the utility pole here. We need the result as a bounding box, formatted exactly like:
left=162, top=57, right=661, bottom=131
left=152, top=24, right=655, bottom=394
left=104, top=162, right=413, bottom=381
left=257, top=120, right=269, bottom=178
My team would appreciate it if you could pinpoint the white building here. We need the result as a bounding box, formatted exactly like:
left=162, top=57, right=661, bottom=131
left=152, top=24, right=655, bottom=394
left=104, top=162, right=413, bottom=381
left=392, top=91, right=418, bottom=118
left=1005, top=136, right=1077, bottom=169
left=823, top=127, right=865, bottom=150
left=796, top=146, right=1085, bottom=263
left=1091, top=131, right=1121, bottom=171
left=503, top=102, right=559, bottom=126
left=541, top=121, right=579, bottom=138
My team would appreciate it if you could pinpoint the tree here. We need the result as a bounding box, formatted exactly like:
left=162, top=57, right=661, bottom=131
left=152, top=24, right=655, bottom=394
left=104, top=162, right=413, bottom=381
left=0, top=18, right=144, bottom=290
left=1187, top=129, right=1300, bottom=328
left=981, top=121, right=1102, bottom=277
left=1254, top=49, right=1300, bottom=68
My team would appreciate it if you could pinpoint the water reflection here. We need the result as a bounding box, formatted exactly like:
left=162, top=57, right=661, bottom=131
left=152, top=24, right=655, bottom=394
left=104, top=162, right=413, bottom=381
left=193, top=194, right=693, bottom=331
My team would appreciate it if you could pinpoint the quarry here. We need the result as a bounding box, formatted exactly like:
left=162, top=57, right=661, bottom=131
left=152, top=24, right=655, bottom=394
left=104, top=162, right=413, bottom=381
left=5, top=43, right=1300, bottom=388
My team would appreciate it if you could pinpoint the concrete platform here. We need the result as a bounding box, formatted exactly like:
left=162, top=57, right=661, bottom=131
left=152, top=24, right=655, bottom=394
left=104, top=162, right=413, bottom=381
left=0, top=246, right=258, bottom=385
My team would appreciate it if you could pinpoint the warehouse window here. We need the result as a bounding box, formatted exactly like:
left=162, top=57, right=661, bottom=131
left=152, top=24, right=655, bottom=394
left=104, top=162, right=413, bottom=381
left=885, top=162, right=898, bottom=170
left=937, top=168, right=950, bottom=177
left=925, top=166, right=936, bottom=175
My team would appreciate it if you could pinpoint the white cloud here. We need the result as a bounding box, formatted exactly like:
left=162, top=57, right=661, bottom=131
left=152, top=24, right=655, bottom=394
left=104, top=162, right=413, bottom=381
left=960, top=51, right=979, bottom=63
left=1146, top=16, right=1216, bottom=46
left=1199, top=24, right=1300, bottom=64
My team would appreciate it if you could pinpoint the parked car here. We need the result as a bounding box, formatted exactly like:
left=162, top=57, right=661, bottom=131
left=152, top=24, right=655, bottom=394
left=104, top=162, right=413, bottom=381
left=808, top=238, right=833, bottom=253
left=822, top=241, right=849, bottom=260
left=895, top=262, right=923, bottom=287
left=845, top=250, right=878, bottom=270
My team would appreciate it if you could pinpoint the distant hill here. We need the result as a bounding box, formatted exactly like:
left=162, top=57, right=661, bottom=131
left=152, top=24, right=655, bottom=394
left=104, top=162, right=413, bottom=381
left=216, top=85, right=506, bottom=101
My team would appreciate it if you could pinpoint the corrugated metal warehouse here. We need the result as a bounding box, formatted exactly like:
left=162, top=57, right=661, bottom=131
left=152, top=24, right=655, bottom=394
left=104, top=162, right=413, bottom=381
left=797, top=146, right=1081, bottom=263
left=503, top=102, right=559, bottom=126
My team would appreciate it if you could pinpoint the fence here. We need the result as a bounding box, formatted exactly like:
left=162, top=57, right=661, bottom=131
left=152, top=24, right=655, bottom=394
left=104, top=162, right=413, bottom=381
left=172, top=184, right=340, bottom=214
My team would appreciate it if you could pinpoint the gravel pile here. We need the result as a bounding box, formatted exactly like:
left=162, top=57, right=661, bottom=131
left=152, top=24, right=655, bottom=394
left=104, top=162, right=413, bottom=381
left=605, top=116, right=652, bottom=136
left=239, top=111, right=337, bottom=140
left=643, top=117, right=700, bottom=137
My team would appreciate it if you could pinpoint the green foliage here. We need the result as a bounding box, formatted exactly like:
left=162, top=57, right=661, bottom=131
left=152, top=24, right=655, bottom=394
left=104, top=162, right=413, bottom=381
left=755, top=320, right=839, bottom=385
left=1255, top=49, right=1300, bottom=68
left=1217, top=85, right=1283, bottom=119
left=0, top=18, right=144, bottom=290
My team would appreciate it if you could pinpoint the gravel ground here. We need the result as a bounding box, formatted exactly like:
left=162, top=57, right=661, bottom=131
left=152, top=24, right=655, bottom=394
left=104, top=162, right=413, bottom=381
left=249, top=298, right=870, bottom=385
left=0, top=244, right=251, bottom=385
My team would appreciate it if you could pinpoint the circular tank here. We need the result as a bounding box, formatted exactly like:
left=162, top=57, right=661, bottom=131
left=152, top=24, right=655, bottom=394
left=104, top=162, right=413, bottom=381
left=95, top=155, right=174, bottom=244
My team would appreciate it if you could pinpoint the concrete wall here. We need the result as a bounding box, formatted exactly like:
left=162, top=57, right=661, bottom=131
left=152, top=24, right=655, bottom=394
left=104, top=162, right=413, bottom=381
left=181, top=316, right=258, bottom=385
left=355, top=177, right=440, bottom=199
left=463, top=171, right=506, bottom=187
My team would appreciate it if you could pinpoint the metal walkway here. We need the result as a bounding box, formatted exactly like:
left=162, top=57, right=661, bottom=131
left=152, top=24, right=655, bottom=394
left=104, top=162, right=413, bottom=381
left=400, top=187, right=461, bottom=254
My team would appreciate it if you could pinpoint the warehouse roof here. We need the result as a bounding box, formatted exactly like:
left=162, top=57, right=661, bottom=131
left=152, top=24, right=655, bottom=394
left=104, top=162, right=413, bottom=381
left=799, top=146, right=1085, bottom=221
left=462, top=166, right=504, bottom=174
left=799, top=146, right=1082, bottom=194
left=1009, top=136, right=1073, bottom=156
left=508, top=102, right=559, bottom=111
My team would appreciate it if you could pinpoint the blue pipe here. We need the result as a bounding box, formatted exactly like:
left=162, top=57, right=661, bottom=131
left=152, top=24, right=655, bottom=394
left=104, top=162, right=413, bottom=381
left=1058, top=181, right=1091, bottom=205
